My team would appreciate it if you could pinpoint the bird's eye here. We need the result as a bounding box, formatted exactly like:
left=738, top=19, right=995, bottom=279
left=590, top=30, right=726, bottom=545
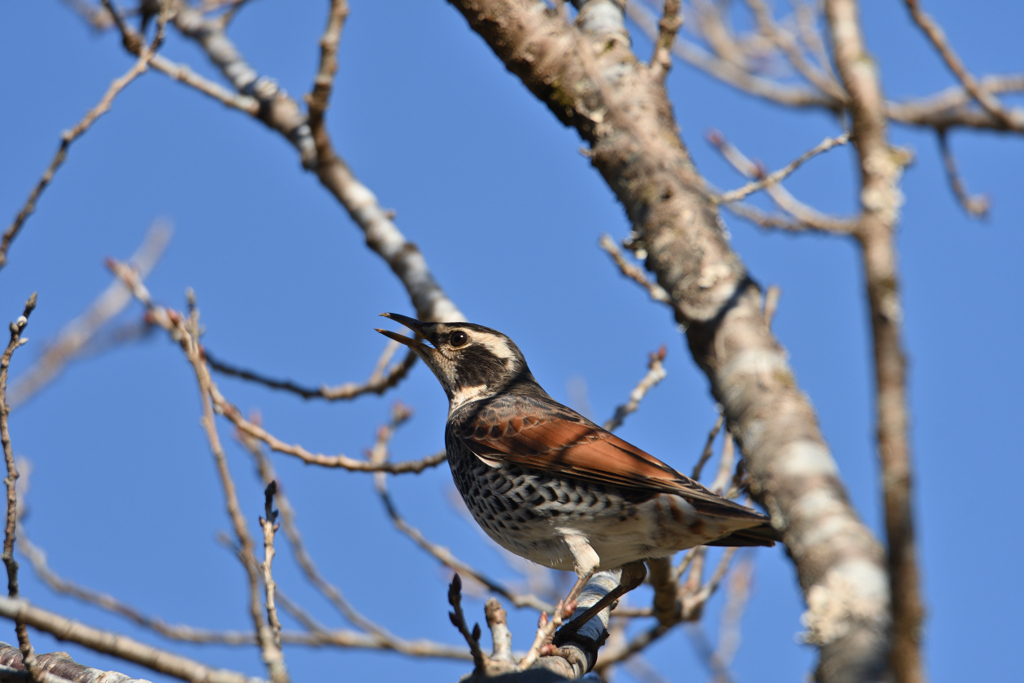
left=449, top=331, right=469, bottom=347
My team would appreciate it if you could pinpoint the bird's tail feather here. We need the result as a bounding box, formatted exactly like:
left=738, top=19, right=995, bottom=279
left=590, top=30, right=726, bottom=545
left=705, top=522, right=781, bottom=547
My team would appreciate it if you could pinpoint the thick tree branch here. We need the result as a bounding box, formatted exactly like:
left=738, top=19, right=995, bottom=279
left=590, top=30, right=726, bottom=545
left=445, top=2, right=889, bottom=681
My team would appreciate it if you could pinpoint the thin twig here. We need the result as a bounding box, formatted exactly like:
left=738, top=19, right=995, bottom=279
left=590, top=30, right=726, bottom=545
left=709, top=432, right=736, bottom=495
left=149, top=53, right=260, bottom=114
left=2, top=38, right=159, bottom=273
left=742, top=0, right=847, bottom=101
left=691, top=412, right=724, bottom=482
left=238, top=450, right=464, bottom=656
left=306, top=0, right=350, bottom=136
left=625, top=1, right=837, bottom=109
left=181, top=298, right=289, bottom=683
left=603, top=347, right=668, bottom=432
left=447, top=575, right=486, bottom=671
left=886, top=73, right=1024, bottom=130
left=763, top=284, right=781, bottom=328
left=691, top=0, right=756, bottom=69
left=18, top=506, right=467, bottom=656
left=791, top=0, right=836, bottom=81
left=714, top=132, right=850, bottom=204
left=712, top=554, right=755, bottom=678
left=936, top=129, right=989, bottom=218
left=59, top=0, right=113, bottom=30
left=1, top=294, right=39, bottom=680
left=722, top=200, right=850, bottom=233
left=109, top=255, right=446, bottom=473
left=649, top=0, right=682, bottom=82
left=163, top=2, right=462, bottom=323
left=707, top=129, right=856, bottom=233
left=239, top=432, right=396, bottom=637
left=204, top=344, right=417, bottom=401
left=599, top=235, right=671, bottom=304
left=14, top=460, right=292, bottom=646
left=259, top=482, right=283, bottom=648
left=684, top=548, right=738, bottom=615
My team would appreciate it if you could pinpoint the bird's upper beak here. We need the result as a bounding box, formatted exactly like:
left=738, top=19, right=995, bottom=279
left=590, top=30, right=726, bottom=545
left=376, top=312, right=433, bottom=356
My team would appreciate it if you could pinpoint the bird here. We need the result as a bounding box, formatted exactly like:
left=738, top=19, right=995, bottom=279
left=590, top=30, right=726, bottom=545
left=376, top=313, right=779, bottom=637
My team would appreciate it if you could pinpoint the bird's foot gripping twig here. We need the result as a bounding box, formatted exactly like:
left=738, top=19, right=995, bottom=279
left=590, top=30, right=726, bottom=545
left=553, top=561, right=648, bottom=645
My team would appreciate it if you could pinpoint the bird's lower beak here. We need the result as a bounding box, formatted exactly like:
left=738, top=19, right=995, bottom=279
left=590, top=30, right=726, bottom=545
left=376, top=312, right=431, bottom=353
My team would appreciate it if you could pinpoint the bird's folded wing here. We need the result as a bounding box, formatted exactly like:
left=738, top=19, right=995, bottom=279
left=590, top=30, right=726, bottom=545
left=454, top=398, right=768, bottom=523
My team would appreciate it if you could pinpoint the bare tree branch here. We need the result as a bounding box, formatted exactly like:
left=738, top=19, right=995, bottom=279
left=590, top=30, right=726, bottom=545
left=306, top=0, right=349, bottom=132
left=204, top=343, right=417, bottom=402
left=2, top=37, right=160, bottom=274
left=714, top=132, right=851, bottom=205
left=707, top=129, right=857, bottom=233
left=602, top=347, right=667, bottom=432
left=0, top=596, right=266, bottom=683
left=180, top=297, right=289, bottom=683
left=690, top=411, right=724, bottom=482
left=936, top=129, right=989, bottom=218
left=2, top=294, right=40, bottom=680
left=0, top=643, right=147, bottom=683
left=258, top=482, right=283, bottom=649
left=628, top=0, right=1024, bottom=133
left=825, top=2, right=923, bottom=682
left=165, top=3, right=463, bottom=324
left=902, top=0, right=1023, bottom=131
left=886, top=73, right=1024, bottom=130
left=742, top=0, right=847, bottom=101
left=626, top=1, right=839, bottom=109
left=8, top=223, right=170, bottom=408
left=649, top=0, right=682, bottom=82
left=599, top=235, right=671, bottom=305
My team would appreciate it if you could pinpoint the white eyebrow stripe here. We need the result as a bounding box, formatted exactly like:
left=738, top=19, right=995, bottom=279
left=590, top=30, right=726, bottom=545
left=474, top=333, right=515, bottom=360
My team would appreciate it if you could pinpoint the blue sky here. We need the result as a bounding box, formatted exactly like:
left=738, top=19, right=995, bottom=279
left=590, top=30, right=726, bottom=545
left=1, top=1, right=1021, bottom=682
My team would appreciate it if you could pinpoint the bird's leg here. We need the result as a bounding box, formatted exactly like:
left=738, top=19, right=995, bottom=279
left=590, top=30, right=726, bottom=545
left=517, top=535, right=598, bottom=669
left=554, top=561, right=647, bottom=642
left=561, top=534, right=601, bottom=609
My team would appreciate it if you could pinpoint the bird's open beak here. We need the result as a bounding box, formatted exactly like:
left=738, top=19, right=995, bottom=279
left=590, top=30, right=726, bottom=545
left=376, top=312, right=432, bottom=354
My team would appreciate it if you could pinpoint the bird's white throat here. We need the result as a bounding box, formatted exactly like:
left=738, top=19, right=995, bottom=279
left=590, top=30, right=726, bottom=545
left=449, top=384, right=490, bottom=413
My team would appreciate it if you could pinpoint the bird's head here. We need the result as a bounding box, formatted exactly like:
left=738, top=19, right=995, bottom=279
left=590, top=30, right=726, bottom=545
left=376, top=313, right=541, bottom=409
